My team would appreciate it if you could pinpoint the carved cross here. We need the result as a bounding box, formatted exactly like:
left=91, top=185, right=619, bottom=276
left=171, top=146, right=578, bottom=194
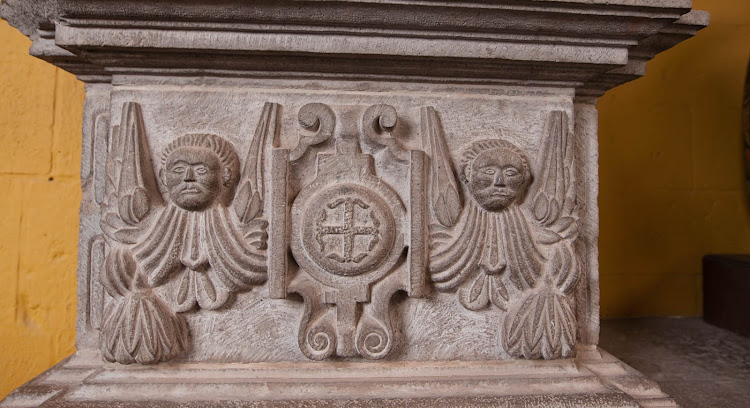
left=315, top=197, right=380, bottom=264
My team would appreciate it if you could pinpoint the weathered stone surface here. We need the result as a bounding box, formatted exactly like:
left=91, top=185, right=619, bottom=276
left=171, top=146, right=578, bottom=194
left=0, top=0, right=706, bottom=405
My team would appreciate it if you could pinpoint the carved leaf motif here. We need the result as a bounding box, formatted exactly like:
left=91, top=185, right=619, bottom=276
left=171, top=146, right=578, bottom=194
left=534, top=228, right=563, bottom=245
left=555, top=216, right=575, bottom=232
left=235, top=102, right=279, bottom=224
left=459, top=273, right=490, bottom=311
left=489, top=276, right=510, bottom=311
left=100, top=291, right=189, bottom=365
left=503, top=288, right=576, bottom=360
left=171, top=268, right=233, bottom=312
left=421, top=106, right=462, bottom=228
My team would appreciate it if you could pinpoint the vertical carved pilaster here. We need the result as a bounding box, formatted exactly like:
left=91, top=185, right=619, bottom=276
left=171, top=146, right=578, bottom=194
left=76, top=82, right=112, bottom=350
left=573, top=97, right=600, bottom=347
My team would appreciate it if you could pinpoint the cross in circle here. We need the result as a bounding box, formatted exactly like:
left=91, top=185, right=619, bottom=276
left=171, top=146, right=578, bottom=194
left=315, top=197, right=381, bottom=264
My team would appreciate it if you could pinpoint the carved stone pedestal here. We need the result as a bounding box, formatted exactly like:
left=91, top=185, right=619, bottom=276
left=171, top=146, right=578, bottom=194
left=0, top=1, right=707, bottom=407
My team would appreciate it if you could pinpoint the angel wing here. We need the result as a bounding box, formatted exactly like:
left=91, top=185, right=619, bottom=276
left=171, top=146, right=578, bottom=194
left=101, top=102, right=164, bottom=245
left=527, top=111, right=579, bottom=243
left=233, top=102, right=279, bottom=225
left=525, top=110, right=580, bottom=295
left=421, top=106, right=462, bottom=228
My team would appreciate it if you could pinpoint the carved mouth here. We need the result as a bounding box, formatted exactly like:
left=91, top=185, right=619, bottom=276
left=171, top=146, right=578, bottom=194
left=180, top=187, right=201, bottom=194
left=491, top=191, right=512, bottom=198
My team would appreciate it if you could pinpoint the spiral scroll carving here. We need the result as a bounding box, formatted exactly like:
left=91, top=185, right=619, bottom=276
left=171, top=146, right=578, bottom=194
left=300, top=318, right=337, bottom=361
left=290, top=103, right=336, bottom=161
left=355, top=317, right=392, bottom=360
left=359, top=104, right=408, bottom=163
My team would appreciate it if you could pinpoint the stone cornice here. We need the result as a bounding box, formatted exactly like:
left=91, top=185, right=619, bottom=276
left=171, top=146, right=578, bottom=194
left=1, top=0, right=707, bottom=95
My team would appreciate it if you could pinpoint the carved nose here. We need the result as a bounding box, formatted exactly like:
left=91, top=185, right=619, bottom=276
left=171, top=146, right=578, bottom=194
left=183, top=167, right=196, bottom=182
left=493, top=172, right=505, bottom=187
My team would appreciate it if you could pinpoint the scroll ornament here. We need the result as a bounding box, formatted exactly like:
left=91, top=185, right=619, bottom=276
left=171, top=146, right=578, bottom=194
left=271, top=103, right=427, bottom=360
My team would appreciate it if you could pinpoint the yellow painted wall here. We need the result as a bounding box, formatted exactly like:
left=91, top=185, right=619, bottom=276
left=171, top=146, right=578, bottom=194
left=0, top=20, right=84, bottom=399
left=1, top=0, right=749, bottom=399
left=598, top=0, right=750, bottom=317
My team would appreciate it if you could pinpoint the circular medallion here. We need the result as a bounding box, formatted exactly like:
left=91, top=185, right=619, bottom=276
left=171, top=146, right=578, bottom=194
left=300, top=183, right=396, bottom=277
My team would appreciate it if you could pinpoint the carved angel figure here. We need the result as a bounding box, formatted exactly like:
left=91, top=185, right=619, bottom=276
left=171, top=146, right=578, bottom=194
left=99, top=102, right=274, bottom=364
left=424, top=108, right=580, bottom=359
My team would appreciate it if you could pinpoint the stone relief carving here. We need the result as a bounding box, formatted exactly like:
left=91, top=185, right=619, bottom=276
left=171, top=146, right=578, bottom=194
left=95, top=99, right=581, bottom=364
left=99, top=102, right=273, bottom=364
left=270, top=103, right=427, bottom=360
left=425, top=109, right=580, bottom=359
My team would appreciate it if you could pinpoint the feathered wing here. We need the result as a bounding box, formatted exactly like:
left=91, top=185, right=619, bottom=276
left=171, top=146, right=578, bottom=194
left=421, top=106, right=462, bottom=228
left=526, top=110, right=580, bottom=294
left=234, top=102, right=280, bottom=225
left=527, top=111, right=578, bottom=241
left=101, top=102, right=164, bottom=245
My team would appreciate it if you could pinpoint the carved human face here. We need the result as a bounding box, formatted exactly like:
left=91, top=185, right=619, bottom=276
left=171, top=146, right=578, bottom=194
left=468, top=148, right=529, bottom=212
left=164, top=146, right=223, bottom=211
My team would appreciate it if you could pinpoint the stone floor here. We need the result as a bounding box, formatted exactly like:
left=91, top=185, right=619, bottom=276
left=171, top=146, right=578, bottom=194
left=600, top=318, right=750, bottom=408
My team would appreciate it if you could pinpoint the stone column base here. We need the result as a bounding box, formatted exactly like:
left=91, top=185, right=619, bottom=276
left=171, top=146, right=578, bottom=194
left=1, top=347, right=675, bottom=408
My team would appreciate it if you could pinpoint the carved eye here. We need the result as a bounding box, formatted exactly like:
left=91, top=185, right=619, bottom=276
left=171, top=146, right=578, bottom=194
left=171, top=166, right=185, bottom=174
left=505, top=168, right=520, bottom=177
left=483, top=168, right=496, bottom=175
left=195, top=165, right=208, bottom=175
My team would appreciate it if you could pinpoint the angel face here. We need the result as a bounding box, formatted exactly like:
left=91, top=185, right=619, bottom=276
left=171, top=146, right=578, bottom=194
left=468, top=147, right=530, bottom=212
left=164, top=146, right=224, bottom=211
